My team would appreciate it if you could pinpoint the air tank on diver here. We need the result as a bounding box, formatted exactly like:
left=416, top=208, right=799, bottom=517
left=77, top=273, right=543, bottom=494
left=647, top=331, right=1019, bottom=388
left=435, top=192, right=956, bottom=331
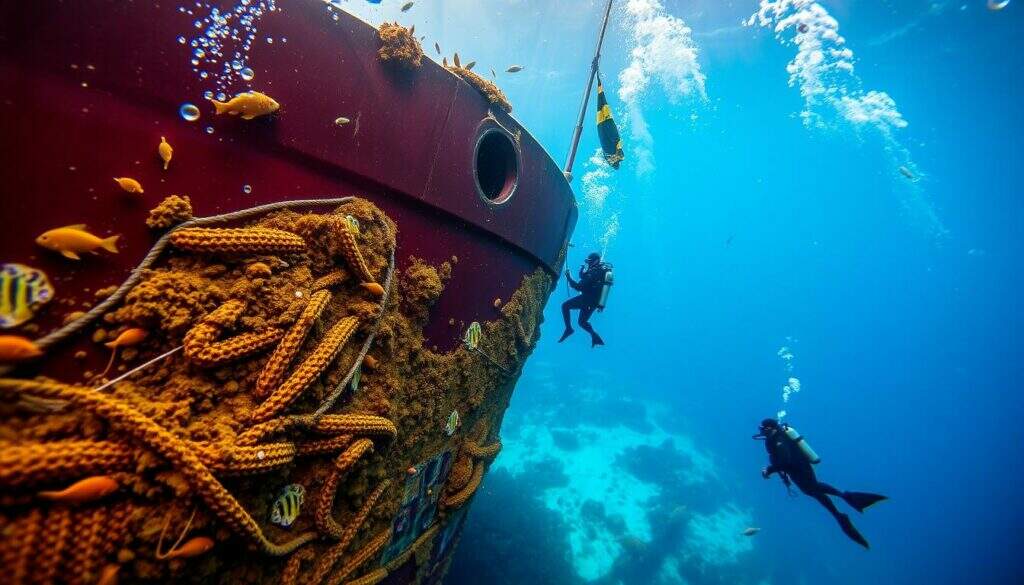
left=782, top=423, right=822, bottom=464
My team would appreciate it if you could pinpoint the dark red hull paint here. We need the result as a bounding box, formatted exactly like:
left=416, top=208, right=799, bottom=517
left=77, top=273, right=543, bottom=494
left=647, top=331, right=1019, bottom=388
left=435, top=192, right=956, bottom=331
left=0, top=1, right=576, bottom=366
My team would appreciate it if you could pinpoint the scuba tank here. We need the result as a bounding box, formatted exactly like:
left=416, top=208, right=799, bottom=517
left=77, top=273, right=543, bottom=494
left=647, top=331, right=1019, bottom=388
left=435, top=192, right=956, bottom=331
left=595, top=267, right=613, bottom=311
left=782, top=424, right=821, bottom=465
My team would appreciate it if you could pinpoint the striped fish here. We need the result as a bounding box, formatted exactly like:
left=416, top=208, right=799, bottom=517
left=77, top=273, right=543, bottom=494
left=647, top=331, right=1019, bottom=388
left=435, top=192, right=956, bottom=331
left=596, top=74, right=624, bottom=169
left=270, top=484, right=305, bottom=528
left=463, top=321, right=482, bottom=350
left=0, top=263, right=54, bottom=328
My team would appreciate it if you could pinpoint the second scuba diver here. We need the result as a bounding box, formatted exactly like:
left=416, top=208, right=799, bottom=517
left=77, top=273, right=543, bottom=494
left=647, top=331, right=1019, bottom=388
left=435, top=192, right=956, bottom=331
left=755, top=418, right=887, bottom=548
left=560, top=252, right=611, bottom=348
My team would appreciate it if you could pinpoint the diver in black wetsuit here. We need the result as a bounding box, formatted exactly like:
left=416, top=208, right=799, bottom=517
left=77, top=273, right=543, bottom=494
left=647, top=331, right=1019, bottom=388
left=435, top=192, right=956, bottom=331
left=559, top=252, right=609, bottom=348
left=755, top=418, right=887, bottom=549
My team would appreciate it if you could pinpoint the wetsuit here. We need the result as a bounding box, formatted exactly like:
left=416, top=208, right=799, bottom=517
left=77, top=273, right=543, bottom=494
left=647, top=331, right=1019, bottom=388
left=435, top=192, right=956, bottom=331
left=763, top=427, right=886, bottom=548
left=560, top=263, right=607, bottom=347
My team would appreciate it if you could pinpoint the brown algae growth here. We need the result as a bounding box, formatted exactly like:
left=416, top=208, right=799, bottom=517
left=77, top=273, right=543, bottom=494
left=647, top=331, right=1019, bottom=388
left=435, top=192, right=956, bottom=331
left=377, top=22, right=424, bottom=69
left=447, top=65, right=513, bottom=113
left=0, top=196, right=555, bottom=584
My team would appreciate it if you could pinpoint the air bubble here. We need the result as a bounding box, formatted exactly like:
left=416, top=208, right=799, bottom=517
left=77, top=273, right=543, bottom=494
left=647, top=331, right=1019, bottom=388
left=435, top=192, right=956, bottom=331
left=204, top=90, right=214, bottom=99
left=194, top=47, right=206, bottom=58
left=179, top=103, right=201, bottom=121
left=205, top=126, right=215, bottom=134
left=266, top=37, right=273, bottom=43
left=242, top=184, right=252, bottom=194
left=216, top=92, right=227, bottom=101
left=177, top=35, right=187, bottom=44
left=240, top=67, right=254, bottom=81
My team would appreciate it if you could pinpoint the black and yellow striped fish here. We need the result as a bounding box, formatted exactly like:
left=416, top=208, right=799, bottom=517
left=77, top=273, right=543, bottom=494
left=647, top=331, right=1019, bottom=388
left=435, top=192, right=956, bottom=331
left=270, top=484, right=305, bottom=528
left=596, top=73, right=624, bottom=169
left=0, top=263, right=54, bottom=329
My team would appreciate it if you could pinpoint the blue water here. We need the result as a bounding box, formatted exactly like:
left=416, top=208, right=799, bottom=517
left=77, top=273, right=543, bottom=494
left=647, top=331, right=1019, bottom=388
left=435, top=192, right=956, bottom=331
left=351, top=1, right=1023, bottom=583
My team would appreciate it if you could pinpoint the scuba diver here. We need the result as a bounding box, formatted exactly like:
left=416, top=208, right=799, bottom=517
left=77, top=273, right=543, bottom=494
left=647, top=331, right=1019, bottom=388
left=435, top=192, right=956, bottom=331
left=754, top=418, right=887, bottom=549
left=559, top=252, right=612, bottom=348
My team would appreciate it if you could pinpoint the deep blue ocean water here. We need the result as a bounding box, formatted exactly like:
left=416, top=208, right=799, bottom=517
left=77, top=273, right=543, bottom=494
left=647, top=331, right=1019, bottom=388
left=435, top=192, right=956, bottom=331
left=349, top=2, right=1024, bottom=583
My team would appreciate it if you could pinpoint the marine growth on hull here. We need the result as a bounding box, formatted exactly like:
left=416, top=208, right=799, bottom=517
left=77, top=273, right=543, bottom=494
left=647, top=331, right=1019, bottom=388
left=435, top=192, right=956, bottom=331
left=0, top=198, right=552, bottom=584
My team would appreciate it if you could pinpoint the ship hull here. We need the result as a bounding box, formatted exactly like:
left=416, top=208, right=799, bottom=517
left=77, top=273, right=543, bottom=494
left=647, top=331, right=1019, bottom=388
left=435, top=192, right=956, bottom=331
left=0, top=2, right=575, bottom=584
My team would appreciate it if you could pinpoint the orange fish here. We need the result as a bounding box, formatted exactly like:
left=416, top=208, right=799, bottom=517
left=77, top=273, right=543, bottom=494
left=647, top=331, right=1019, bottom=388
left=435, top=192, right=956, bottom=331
left=361, top=282, right=385, bottom=297
left=158, top=136, right=173, bottom=170
left=0, top=335, right=42, bottom=362
left=38, top=475, right=119, bottom=503
left=113, top=177, right=144, bottom=194
left=162, top=536, right=214, bottom=560
left=36, top=224, right=120, bottom=260
left=210, top=91, right=279, bottom=120
left=105, top=328, right=148, bottom=349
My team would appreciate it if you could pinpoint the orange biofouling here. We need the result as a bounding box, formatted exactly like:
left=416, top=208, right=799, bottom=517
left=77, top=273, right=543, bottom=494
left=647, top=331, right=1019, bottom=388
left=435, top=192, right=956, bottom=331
left=37, top=475, right=119, bottom=504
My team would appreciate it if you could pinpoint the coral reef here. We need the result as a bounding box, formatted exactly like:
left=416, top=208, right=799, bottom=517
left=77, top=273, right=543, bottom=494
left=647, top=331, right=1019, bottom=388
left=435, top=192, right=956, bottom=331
left=447, top=66, right=513, bottom=113
left=377, top=22, right=423, bottom=69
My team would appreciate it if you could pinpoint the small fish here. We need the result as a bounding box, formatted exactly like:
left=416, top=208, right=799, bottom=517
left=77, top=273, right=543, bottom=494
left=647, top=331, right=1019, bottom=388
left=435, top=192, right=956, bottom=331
left=36, top=224, right=120, bottom=260
left=105, top=328, right=148, bottom=349
left=506, top=65, right=523, bottom=73
left=363, top=354, right=379, bottom=369
left=0, top=334, right=42, bottom=362
left=0, top=263, right=54, bottom=329
left=463, top=321, right=481, bottom=350
left=401, top=1, right=414, bottom=11
left=158, top=136, right=173, bottom=170
left=490, top=68, right=496, bottom=78
left=270, top=484, right=305, bottom=528
left=113, top=177, right=144, bottom=194
left=361, top=282, right=385, bottom=297
left=898, top=165, right=916, bottom=181
left=797, top=23, right=808, bottom=33
left=38, top=475, right=119, bottom=503
left=442, top=57, right=448, bottom=67
left=434, top=42, right=441, bottom=55
left=335, top=116, right=352, bottom=126
left=162, top=536, right=214, bottom=560
left=988, top=0, right=1010, bottom=10
left=406, top=467, right=417, bottom=475
left=453, top=53, right=461, bottom=68
left=97, top=565, right=120, bottom=585
left=742, top=527, right=761, bottom=537
left=445, top=409, right=460, bottom=436
left=409, top=24, right=415, bottom=35
left=344, top=214, right=360, bottom=235
left=464, top=61, right=476, bottom=71
left=210, top=91, right=280, bottom=120
left=350, top=364, right=361, bottom=391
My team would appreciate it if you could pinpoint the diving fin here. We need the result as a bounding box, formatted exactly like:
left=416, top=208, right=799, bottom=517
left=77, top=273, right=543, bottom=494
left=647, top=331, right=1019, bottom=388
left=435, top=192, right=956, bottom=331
left=836, top=513, right=870, bottom=549
left=843, top=491, right=888, bottom=513
left=590, top=332, right=605, bottom=348
left=558, top=327, right=574, bottom=343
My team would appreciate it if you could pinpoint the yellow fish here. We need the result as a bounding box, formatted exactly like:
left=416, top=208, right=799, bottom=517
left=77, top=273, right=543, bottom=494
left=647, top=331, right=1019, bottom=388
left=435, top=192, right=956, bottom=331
left=0, top=263, right=54, bottom=329
left=36, top=224, right=120, bottom=260
left=158, top=136, right=173, bottom=170
left=209, top=91, right=280, bottom=120
left=114, top=177, right=144, bottom=194
left=0, top=335, right=42, bottom=362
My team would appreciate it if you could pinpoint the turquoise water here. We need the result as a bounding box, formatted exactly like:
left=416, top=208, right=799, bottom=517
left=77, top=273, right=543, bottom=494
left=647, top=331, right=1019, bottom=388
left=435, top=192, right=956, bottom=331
left=351, top=1, right=1023, bottom=583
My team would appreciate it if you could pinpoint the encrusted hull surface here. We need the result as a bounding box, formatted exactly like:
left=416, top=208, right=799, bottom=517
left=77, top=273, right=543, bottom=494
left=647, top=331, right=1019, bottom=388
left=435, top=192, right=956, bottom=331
left=0, top=2, right=576, bottom=584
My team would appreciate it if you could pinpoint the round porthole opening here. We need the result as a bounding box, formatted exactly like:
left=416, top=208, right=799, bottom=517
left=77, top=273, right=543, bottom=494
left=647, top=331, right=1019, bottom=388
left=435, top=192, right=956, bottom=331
left=475, top=129, right=518, bottom=205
